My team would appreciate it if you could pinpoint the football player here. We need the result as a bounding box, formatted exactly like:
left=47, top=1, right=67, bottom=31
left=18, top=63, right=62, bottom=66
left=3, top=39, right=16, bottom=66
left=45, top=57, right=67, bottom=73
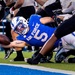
left=2, top=14, right=61, bottom=62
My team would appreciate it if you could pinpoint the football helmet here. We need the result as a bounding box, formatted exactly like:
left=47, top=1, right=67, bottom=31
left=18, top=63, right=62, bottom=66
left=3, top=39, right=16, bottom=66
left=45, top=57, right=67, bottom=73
left=11, top=16, right=29, bottom=35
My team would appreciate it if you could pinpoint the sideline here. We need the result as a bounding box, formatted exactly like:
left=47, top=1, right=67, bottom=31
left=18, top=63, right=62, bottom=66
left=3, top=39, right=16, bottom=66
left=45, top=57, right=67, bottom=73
left=0, top=63, right=75, bottom=75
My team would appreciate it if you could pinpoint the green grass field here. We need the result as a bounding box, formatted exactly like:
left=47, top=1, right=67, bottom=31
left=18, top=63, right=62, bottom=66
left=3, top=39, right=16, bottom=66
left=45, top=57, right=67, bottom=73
left=0, top=51, right=75, bottom=71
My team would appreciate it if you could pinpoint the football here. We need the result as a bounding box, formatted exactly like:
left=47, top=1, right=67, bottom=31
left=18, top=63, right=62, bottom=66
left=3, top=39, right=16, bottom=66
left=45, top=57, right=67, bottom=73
left=0, top=35, right=10, bottom=45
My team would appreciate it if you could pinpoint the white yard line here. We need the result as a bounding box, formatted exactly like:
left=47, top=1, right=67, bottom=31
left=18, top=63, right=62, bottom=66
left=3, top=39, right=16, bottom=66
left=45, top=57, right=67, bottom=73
left=0, top=63, right=75, bottom=75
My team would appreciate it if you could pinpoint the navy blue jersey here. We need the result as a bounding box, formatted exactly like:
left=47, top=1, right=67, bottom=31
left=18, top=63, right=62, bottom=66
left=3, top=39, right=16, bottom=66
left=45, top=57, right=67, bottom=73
left=17, top=14, right=60, bottom=47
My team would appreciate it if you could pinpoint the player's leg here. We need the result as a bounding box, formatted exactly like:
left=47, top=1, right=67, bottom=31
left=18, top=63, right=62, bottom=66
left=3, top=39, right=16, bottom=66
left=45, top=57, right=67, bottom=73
left=27, top=15, right=75, bottom=64
left=12, top=48, right=24, bottom=61
left=10, top=30, right=24, bottom=61
left=55, top=15, right=75, bottom=63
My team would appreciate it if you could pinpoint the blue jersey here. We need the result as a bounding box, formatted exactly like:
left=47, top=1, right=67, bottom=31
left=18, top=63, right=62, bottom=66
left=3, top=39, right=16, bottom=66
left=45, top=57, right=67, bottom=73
left=17, top=14, right=60, bottom=47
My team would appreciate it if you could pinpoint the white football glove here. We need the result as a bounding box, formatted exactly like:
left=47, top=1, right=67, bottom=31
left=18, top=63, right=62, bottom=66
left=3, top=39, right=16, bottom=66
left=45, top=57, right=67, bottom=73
left=10, top=7, right=15, bottom=15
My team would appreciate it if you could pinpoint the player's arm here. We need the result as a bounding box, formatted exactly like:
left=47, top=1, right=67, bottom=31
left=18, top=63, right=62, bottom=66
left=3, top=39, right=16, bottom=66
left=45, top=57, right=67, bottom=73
left=1, top=40, right=29, bottom=48
left=40, top=17, right=54, bottom=24
left=13, top=0, right=24, bottom=10
left=4, top=0, right=14, bottom=6
left=35, top=0, right=46, bottom=6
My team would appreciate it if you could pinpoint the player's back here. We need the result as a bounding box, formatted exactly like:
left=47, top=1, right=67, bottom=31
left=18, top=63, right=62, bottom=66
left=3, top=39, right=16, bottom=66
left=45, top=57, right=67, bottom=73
left=17, top=14, right=57, bottom=47
left=26, top=14, right=56, bottom=46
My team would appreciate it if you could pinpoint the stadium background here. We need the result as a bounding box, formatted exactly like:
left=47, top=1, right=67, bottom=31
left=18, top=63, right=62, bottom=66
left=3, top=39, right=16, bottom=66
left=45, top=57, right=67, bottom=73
left=0, top=1, right=75, bottom=74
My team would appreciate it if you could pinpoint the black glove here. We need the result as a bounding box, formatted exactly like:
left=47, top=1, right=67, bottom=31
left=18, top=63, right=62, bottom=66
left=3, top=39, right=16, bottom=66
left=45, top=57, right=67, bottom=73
left=27, top=53, right=43, bottom=65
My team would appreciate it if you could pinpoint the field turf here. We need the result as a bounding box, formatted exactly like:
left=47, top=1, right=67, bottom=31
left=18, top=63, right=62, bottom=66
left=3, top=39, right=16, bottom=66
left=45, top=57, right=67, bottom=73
left=0, top=51, right=75, bottom=71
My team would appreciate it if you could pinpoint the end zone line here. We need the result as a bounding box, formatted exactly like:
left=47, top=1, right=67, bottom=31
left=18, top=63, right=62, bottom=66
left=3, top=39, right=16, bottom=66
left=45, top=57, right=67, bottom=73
left=0, top=63, right=75, bottom=75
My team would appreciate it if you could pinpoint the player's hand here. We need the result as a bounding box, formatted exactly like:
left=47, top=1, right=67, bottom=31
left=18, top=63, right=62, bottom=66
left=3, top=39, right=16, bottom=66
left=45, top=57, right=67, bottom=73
left=10, top=7, right=15, bottom=15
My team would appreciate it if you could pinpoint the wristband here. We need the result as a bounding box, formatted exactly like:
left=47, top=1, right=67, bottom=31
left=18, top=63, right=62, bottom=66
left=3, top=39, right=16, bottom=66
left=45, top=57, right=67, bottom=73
left=12, top=6, right=16, bottom=10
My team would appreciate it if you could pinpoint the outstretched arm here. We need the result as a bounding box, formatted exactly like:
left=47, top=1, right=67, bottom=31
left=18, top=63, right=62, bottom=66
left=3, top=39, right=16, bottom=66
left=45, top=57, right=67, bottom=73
left=1, top=40, right=29, bottom=48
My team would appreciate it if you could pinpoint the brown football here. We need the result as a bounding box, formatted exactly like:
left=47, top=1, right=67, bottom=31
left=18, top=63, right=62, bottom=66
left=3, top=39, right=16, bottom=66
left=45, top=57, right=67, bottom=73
left=0, top=35, right=10, bottom=45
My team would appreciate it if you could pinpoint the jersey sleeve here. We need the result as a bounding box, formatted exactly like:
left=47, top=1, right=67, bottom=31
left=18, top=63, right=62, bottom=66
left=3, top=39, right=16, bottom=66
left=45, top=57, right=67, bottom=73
left=29, top=14, right=42, bottom=25
left=17, top=35, right=25, bottom=41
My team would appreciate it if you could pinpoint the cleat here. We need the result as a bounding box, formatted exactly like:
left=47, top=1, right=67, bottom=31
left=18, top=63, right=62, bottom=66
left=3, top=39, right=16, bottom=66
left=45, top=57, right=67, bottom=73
left=4, top=49, right=14, bottom=59
left=10, top=56, right=24, bottom=62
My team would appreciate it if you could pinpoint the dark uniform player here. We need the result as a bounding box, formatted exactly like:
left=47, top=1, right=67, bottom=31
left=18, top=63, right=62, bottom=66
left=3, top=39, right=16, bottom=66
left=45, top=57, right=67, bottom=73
left=27, top=14, right=75, bottom=65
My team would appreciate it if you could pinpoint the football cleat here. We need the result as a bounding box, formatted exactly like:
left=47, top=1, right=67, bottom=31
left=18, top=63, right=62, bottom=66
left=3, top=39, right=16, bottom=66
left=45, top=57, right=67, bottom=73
left=4, top=49, right=14, bottom=59
left=10, top=56, right=24, bottom=62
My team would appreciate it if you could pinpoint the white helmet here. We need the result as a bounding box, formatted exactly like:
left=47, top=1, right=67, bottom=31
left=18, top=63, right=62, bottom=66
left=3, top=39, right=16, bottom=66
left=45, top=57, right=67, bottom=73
left=11, top=16, right=29, bottom=35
